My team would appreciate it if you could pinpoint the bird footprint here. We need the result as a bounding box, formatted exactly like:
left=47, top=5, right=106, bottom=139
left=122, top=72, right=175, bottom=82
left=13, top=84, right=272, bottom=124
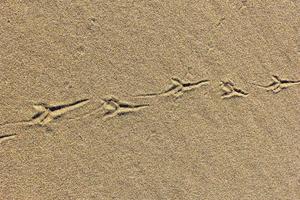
left=0, top=99, right=90, bottom=128
left=134, top=77, right=210, bottom=98
left=101, top=96, right=149, bottom=120
left=250, top=75, right=300, bottom=94
left=220, top=80, right=248, bottom=99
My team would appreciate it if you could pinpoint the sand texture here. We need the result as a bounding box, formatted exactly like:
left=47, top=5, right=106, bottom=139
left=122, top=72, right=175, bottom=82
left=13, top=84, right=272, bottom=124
left=0, top=1, right=300, bottom=199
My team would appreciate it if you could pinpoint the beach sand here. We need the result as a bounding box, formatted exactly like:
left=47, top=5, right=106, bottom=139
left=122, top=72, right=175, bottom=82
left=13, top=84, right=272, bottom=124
left=0, top=1, right=299, bottom=199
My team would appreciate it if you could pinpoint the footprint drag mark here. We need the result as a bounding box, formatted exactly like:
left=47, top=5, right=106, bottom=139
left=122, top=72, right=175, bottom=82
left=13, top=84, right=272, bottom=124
left=0, top=134, right=16, bottom=143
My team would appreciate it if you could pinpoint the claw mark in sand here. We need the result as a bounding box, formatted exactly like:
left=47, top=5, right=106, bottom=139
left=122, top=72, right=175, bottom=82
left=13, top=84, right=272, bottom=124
left=0, top=134, right=16, bottom=143
left=0, top=99, right=89, bottom=128
left=250, top=75, right=300, bottom=94
left=134, top=77, right=210, bottom=98
left=220, top=80, right=248, bottom=99
left=101, top=96, right=149, bottom=120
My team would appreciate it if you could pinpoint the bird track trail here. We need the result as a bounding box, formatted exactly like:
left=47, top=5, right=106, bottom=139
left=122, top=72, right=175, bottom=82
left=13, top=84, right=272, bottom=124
left=1, top=74, right=299, bottom=134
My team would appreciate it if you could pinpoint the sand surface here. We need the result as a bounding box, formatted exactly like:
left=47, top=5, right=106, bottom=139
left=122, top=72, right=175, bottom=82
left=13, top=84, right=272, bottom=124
left=0, top=1, right=300, bottom=199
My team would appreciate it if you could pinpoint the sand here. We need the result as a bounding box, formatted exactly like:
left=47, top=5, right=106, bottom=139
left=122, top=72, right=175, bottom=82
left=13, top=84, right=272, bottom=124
left=0, top=1, right=300, bottom=199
